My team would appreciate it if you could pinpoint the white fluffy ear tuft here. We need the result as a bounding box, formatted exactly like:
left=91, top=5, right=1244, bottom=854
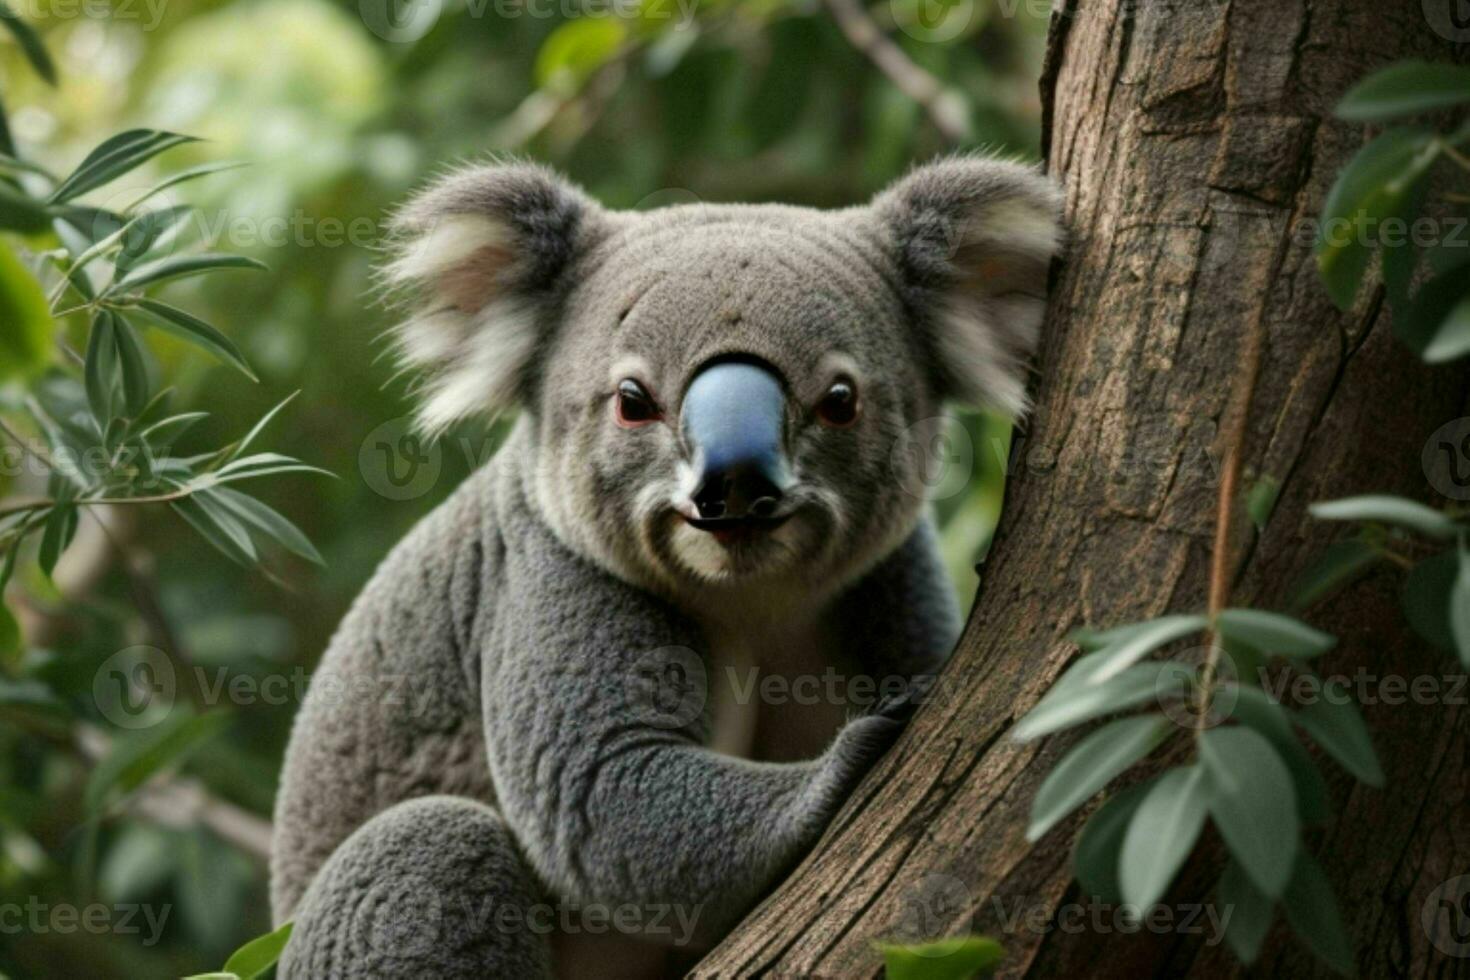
left=381, top=162, right=598, bottom=434
left=873, top=155, right=1064, bottom=417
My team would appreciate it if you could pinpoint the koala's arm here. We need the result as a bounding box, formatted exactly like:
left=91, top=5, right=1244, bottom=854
left=835, top=516, right=963, bottom=682
left=482, top=511, right=903, bottom=944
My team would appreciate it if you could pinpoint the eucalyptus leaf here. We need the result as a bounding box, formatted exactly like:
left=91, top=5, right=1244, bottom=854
left=1421, top=288, right=1470, bottom=364
left=1084, top=613, right=1208, bottom=685
left=1199, top=726, right=1299, bottom=899
left=1216, top=609, right=1336, bottom=658
left=1217, top=860, right=1274, bottom=964
left=1316, top=127, right=1438, bottom=310
left=1309, top=495, right=1458, bottom=540
left=1451, top=538, right=1470, bottom=669
left=84, top=309, right=119, bottom=425
left=1225, top=684, right=1330, bottom=823
left=1288, top=538, right=1384, bottom=612
left=221, top=920, right=294, bottom=980
left=111, top=315, right=151, bottom=417
left=1294, top=686, right=1384, bottom=787
left=108, top=252, right=265, bottom=294
left=0, top=0, right=57, bottom=84
left=1073, top=781, right=1151, bottom=904
left=1337, top=61, right=1470, bottom=122
left=85, top=710, right=232, bottom=814
left=48, top=130, right=199, bottom=205
left=1013, top=662, right=1187, bottom=742
left=1403, top=549, right=1458, bottom=652
left=0, top=241, right=53, bottom=382
left=1119, top=765, right=1210, bottom=910
left=1026, top=715, right=1170, bottom=841
left=127, top=297, right=256, bottom=379
left=878, top=936, right=1004, bottom=980
left=1282, top=851, right=1354, bottom=975
left=211, top=488, right=323, bottom=566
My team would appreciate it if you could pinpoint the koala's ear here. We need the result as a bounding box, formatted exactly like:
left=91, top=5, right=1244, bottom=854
left=872, top=156, right=1063, bottom=417
left=383, top=162, right=604, bottom=433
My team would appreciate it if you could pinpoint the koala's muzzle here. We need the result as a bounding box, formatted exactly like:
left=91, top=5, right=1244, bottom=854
left=682, top=360, right=793, bottom=529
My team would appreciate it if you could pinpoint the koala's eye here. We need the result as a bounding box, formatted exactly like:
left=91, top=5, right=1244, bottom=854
left=615, top=379, right=662, bottom=428
left=815, top=378, right=859, bottom=428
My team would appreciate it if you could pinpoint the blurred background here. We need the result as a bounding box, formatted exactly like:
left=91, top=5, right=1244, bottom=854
left=0, top=0, right=1047, bottom=974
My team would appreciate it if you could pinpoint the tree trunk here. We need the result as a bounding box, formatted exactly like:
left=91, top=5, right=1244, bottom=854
left=693, top=1, right=1470, bottom=977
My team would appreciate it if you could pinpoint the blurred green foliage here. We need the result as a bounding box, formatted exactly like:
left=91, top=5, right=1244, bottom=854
left=0, top=0, right=1047, bottom=974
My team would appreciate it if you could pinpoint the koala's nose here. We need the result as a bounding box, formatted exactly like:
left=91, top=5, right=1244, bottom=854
left=682, top=360, right=792, bottom=523
left=691, top=462, right=785, bottom=521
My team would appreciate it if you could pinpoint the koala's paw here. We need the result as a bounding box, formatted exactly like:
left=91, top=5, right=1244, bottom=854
left=808, top=684, right=922, bottom=825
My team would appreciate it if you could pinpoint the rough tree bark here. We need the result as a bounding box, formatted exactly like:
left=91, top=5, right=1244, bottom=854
left=693, top=1, right=1470, bottom=977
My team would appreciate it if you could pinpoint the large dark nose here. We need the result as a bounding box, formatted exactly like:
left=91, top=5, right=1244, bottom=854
left=682, top=360, right=792, bottom=523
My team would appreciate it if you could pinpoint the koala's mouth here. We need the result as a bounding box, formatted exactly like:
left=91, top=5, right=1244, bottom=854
left=681, top=513, right=791, bottom=546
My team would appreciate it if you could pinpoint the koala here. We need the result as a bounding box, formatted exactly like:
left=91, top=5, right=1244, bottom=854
left=269, top=155, right=1062, bottom=979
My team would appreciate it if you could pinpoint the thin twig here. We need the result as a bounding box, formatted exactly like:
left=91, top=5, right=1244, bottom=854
left=820, top=0, right=970, bottom=144
left=1194, top=283, right=1271, bottom=729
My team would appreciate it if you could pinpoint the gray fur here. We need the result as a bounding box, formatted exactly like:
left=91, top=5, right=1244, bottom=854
left=273, top=155, right=1062, bottom=978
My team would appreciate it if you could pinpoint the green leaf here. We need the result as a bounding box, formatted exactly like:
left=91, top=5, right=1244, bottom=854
left=37, top=501, right=76, bottom=580
left=0, top=241, right=53, bottom=382
left=125, top=160, right=247, bottom=212
left=1216, top=609, right=1336, bottom=658
left=1119, top=765, right=1210, bottom=910
left=1217, top=860, right=1274, bottom=964
left=1403, top=549, right=1459, bottom=651
left=878, top=936, right=1004, bottom=980
left=221, top=920, right=294, bottom=980
left=1451, top=538, right=1470, bottom=669
left=48, top=130, right=199, bottom=205
left=1013, top=662, right=1188, bottom=742
left=1308, top=494, right=1458, bottom=540
left=0, top=602, right=19, bottom=660
left=0, top=1, right=57, bottom=84
left=534, top=19, right=627, bottom=94
left=1400, top=269, right=1470, bottom=358
left=1247, top=476, right=1281, bottom=531
left=1026, top=715, right=1170, bottom=841
left=85, top=710, right=232, bottom=814
left=1337, top=61, right=1470, bottom=122
left=1073, top=781, right=1151, bottom=904
left=1225, top=684, right=1330, bottom=823
left=125, top=297, right=256, bottom=379
left=114, top=205, right=194, bottom=275
left=84, top=309, right=119, bottom=425
left=1199, top=726, right=1299, bottom=899
left=108, top=252, right=265, bottom=294
left=1288, top=539, right=1384, bottom=612
left=1294, top=686, right=1384, bottom=787
left=111, top=315, right=151, bottom=417
left=1282, top=851, right=1354, bottom=975
left=226, top=391, right=298, bottom=462
left=210, top=488, right=323, bottom=565
left=170, top=496, right=255, bottom=566
left=1316, top=127, right=1438, bottom=309
left=1421, top=288, right=1470, bottom=363
left=1082, top=613, right=1208, bottom=685
left=0, top=180, right=52, bottom=233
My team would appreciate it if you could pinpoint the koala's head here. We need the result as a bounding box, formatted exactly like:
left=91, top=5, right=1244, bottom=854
left=384, top=157, right=1061, bottom=606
